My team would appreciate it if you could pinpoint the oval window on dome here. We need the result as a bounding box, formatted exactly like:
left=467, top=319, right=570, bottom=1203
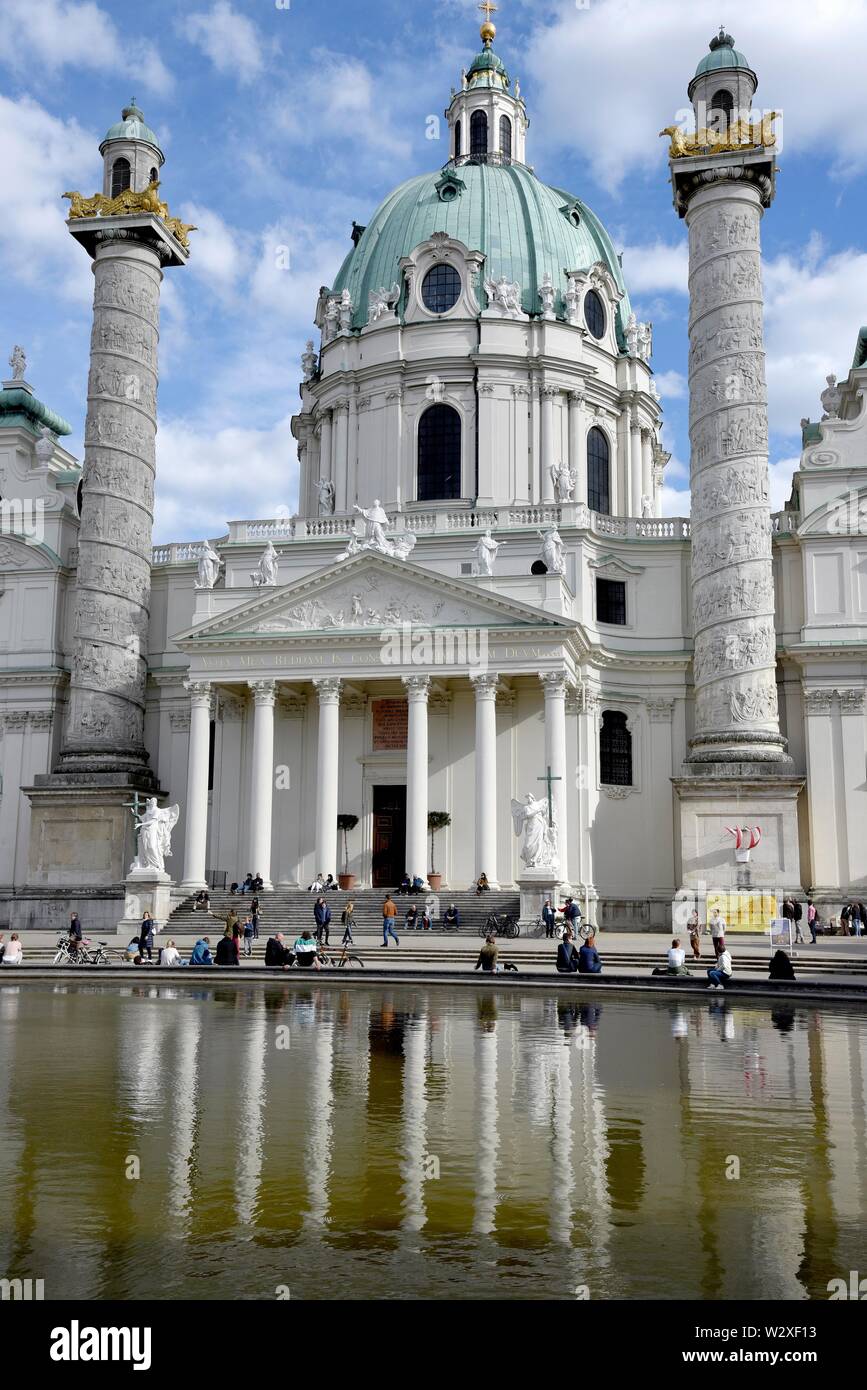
left=422, top=263, right=462, bottom=314
left=584, top=288, right=606, bottom=340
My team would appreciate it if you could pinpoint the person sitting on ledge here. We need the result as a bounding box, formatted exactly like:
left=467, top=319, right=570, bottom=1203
left=125, top=936, right=140, bottom=963
left=251, top=872, right=264, bottom=893
left=557, top=926, right=581, bottom=973
left=398, top=874, right=412, bottom=895
left=216, top=928, right=239, bottom=967
left=475, top=932, right=499, bottom=973
left=405, top=903, right=419, bottom=930
left=193, top=890, right=210, bottom=912
left=265, top=933, right=294, bottom=969
left=322, top=873, right=337, bottom=892
left=653, top=938, right=691, bottom=977
left=294, top=931, right=321, bottom=970
left=2, top=934, right=22, bottom=967
left=769, top=949, right=796, bottom=981
left=411, top=875, right=426, bottom=894
left=578, top=934, right=602, bottom=975
left=160, top=940, right=183, bottom=967
left=240, top=873, right=253, bottom=894
left=443, top=903, right=461, bottom=930
left=706, top=947, right=733, bottom=991
left=229, top=882, right=239, bottom=896
left=475, top=873, right=490, bottom=896
left=189, top=938, right=213, bottom=967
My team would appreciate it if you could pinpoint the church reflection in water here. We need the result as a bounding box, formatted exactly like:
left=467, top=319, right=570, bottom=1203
left=0, top=982, right=864, bottom=1301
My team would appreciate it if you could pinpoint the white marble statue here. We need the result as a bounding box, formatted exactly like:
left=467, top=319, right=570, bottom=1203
left=314, top=477, right=336, bottom=515
left=8, top=345, right=26, bottom=380
left=369, top=282, right=400, bottom=322
left=324, top=296, right=340, bottom=343
left=550, top=462, right=576, bottom=503
left=484, top=275, right=523, bottom=316
left=34, top=425, right=55, bottom=467
left=565, top=274, right=582, bottom=325
left=195, top=540, right=223, bottom=590
left=339, top=288, right=353, bottom=334
left=301, top=340, right=318, bottom=382
left=511, top=793, right=558, bottom=871
left=354, top=499, right=390, bottom=552
left=820, top=373, right=842, bottom=420
left=461, top=67, right=468, bottom=90
left=336, top=535, right=362, bottom=562
left=637, top=320, right=653, bottom=362
left=474, top=529, right=502, bottom=577
left=251, top=540, right=280, bottom=587
left=641, top=494, right=654, bottom=519
left=626, top=312, right=639, bottom=357
left=390, top=531, right=417, bottom=561
left=130, top=798, right=180, bottom=875
left=539, top=272, right=556, bottom=320
left=538, top=526, right=566, bottom=576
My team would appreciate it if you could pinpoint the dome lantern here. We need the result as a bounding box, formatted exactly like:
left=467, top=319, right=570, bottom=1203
left=99, top=98, right=165, bottom=201
left=445, top=2, right=529, bottom=166
left=687, top=26, right=758, bottom=136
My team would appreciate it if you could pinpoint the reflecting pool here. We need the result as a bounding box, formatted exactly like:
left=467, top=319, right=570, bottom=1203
left=0, top=981, right=865, bottom=1300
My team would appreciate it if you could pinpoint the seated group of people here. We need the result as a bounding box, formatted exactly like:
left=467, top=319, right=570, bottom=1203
left=398, top=875, right=427, bottom=895
left=230, top=873, right=264, bottom=895
left=556, top=928, right=601, bottom=975
left=263, top=931, right=321, bottom=970
left=307, top=873, right=338, bottom=893
left=124, top=937, right=210, bottom=967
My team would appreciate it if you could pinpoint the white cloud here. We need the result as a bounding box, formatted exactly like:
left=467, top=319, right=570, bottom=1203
left=524, top=0, right=867, bottom=190
left=620, top=241, right=688, bottom=297
left=0, top=0, right=172, bottom=93
left=180, top=1, right=266, bottom=84
left=0, top=94, right=96, bottom=306
left=271, top=52, right=414, bottom=169
left=654, top=370, right=687, bottom=400
left=154, top=415, right=298, bottom=543
left=179, top=202, right=250, bottom=297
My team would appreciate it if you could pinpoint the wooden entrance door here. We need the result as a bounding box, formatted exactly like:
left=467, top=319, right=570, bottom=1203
left=372, top=785, right=407, bottom=889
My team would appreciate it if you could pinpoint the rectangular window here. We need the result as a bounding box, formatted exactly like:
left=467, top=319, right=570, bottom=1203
left=596, top=577, right=627, bottom=625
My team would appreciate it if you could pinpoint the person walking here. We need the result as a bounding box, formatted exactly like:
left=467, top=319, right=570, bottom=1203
left=840, top=903, right=852, bottom=936
left=709, top=907, right=726, bottom=957
left=687, top=907, right=702, bottom=960
left=242, top=916, right=255, bottom=958
left=381, top=894, right=400, bottom=948
left=806, top=899, right=818, bottom=944
left=851, top=901, right=864, bottom=939
left=341, top=901, right=356, bottom=946
left=706, top=947, right=733, bottom=991
left=139, top=911, right=155, bottom=962
left=250, top=896, right=260, bottom=940
left=68, top=911, right=84, bottom=961
left=314, top=896, right=331, bottom=946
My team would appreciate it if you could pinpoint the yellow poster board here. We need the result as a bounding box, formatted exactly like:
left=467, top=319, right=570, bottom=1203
left=706, top=891, right=778, bottom=931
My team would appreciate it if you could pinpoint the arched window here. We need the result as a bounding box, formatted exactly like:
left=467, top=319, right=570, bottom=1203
left=587, top=426, right=610, bottom=515
left=709, top=88, right=734, bottom=133
left=149, top=166, right=159, bottom=186
left=454, top=120, right=462, bottom=158
left=418, top=404, right=461, bottom=501
left=111, top=157, right=131, bottom=199
left=600, top=710, right=632, bottom=786
left=470, top=110, right=488, bottom=157
left=422, top=263, right=461, bottom=313
left=499, top=114, right=512, bottom=161
left=584, top=288, right=606, bottom=340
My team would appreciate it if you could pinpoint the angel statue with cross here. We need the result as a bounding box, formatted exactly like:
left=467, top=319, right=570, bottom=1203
left=511, top=792, right=558, bottom=871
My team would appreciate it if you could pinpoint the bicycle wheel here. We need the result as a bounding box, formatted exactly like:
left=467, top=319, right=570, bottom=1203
left=479, top=922, right=491, bottom=939
left=52, top=949, right=66, bottom=966
left=505, top=918, right=520, bottom=939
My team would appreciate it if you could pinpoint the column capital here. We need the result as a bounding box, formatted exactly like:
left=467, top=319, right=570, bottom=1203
left=313, top=676, right=342, bottom=706
left=541, top=385, right=559, bottom=400
left=646, top=697, right=674, bottom=723
left=184, top=679, right=213, bottom=709
left=839, top=688, right=866, bottom=715
left=470, top=672, right=500, bottom=700
left=248, top=679, right=277, bottom=707
left=539, top=671, right=569, bottom=699
left=402, top=674, right=431, bottom=703
left=802, top=686, right=833, bottom=716
left=568, top=386, right=585, bottom=405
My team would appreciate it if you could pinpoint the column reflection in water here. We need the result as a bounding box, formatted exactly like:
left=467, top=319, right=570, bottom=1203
left=166, top=1003, right=202, bottom=1232
left=304, top=997, right=335, bottom=1230
left=574, top=1011, right=612, bottom=1276
left=473, top=1006, right=499, bottom=1237
left=549, top=1039, right=574, bottom=1247
left=237, top=994, right=269, bottom=1227
left=401, top=1015, right=429, bottom=1233
left=0, top=989, right=22, bottom=1277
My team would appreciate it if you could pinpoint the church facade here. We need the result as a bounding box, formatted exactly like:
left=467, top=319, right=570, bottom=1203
left=1, top=23, right=866, bottom=931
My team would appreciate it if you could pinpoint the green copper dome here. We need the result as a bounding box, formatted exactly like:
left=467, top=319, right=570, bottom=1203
left=694, top=28, right=750, bottom=77
left=331, top=161, right=631, bottom=344
left=100, top=100, right=164, bottom=157
left=467, top=45, right=509, bottom=87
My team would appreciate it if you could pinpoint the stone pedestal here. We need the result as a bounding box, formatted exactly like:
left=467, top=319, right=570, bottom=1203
left=116, top=867, right=174, bottom=938
left=517, top=870, right=566, bottom=926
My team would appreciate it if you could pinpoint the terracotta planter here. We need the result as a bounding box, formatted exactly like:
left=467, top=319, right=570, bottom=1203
left=338, top=874, right=356, bottom=891
left=427, top=874, right=442, bottom=892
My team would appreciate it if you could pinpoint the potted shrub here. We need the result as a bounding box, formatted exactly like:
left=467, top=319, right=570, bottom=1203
left=427, top=811, right=451, bottom=891
left=337, top=814, right=359, bottom=890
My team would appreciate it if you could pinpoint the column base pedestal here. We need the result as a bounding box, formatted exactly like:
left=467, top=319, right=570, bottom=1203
left=25, top=771, right=164, bottom=893
left=517, top=870, right=571, bottom=926
left=673, top=763, right=805, bottom=905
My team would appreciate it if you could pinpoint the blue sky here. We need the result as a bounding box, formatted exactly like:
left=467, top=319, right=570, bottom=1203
left=4, top=0, right=867, bottom=542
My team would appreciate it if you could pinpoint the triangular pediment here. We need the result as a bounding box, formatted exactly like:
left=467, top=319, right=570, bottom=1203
left=173, top=551, right=575, bottom=645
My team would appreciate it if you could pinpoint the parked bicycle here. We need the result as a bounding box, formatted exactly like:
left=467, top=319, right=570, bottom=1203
left=52, top=936, right=112, bottom=966
left=480, top=913, right=520, bottom=939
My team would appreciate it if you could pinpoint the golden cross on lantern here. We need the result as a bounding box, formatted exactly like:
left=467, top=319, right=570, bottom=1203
left=478, top=1, right=498, bottom=23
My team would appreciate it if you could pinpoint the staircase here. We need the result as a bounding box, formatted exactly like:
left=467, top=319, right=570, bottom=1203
left=167, top=887, right=522, bottom=938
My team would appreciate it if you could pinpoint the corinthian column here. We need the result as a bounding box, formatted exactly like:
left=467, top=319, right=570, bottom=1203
left=540, top=671, right=570, bottom=885
left=471, top=673, right=499, bottom=887
left=313, top=678, right=341, bottom=878
left=248, top=680, right=276, bottom=891
left=180, top=681, right=212, bottom=892
left=403, top=676, right=430, bottom=882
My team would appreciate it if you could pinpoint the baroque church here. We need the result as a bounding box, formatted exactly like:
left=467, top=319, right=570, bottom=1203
left=1, top=16, right=866, bottom=932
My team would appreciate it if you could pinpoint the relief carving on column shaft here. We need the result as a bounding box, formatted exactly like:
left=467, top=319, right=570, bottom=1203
left=693, top=460, right=769, bottom=518
left=693, top=617, right=776, bottom=685
left=695, top=678, right=779, bottom=733
left=690, top=407, right=768, bottom=469
left=692, top=572, right=775, bottom=627
left=689, top=251, right=762, bottom=312
left=94, top=264, right=160, bottom=318
left=692, top=206, right=759, bottom=260
left=91, top=315, right=157, bottom=366
left=689, top=356, right=766, bottom=421
left=691, top=512, right=772, bottom=580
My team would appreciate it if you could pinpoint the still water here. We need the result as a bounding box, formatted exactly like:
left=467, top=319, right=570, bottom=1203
left=0, top=981, right=865, bottom=1301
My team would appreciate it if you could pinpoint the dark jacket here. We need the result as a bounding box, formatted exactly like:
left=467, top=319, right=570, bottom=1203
left=769, top=950, right=796, bottom=981
left=541, top=905, right=557, bottom=927
left=140, top=919, right=154, bottom=947
left=265, top=938, right=292, bottom=968
left=69, top=916, right=83, bottom=940
left=314, top=901, right=331, bottom=928
left=444, top=907, right=461, bottom=927
left=216, top=936, right=239, bottom=966
left=578, top=944, right=602, bottom=975
left=557, top=941, right=580, bottom=973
